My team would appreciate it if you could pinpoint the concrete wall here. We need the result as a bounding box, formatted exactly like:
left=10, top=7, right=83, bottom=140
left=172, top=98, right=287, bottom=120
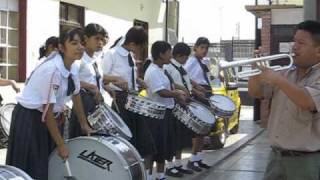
left=272, top=0, right=303, bottom=5
left=26, top=0, right=60, bottom=77
left=271, top=8, right=304, bottom=24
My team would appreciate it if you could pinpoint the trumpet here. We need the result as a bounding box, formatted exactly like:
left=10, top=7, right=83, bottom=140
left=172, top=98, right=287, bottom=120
left=219, top=54, right=294, bottom=78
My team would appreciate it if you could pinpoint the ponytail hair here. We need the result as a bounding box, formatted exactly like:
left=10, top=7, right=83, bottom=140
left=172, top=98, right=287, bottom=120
left=110, top=36, right=123, bottom=49
left=38, top=36, right=59, bottom=59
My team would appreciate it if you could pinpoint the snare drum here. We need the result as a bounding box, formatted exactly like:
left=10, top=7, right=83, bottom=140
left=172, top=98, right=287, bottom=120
left=173, top=102, right=215, bottom=135
left=0, top=165, right=33, bottom=180
left=49, top=136, right=146, bottom=180
left=87, top=103, right=132, bottom=140
left=125, top=95, right=166, bottom=119
left=209, top=95, right=236, bottom=118
left=0, top=103, right=15, bottom=147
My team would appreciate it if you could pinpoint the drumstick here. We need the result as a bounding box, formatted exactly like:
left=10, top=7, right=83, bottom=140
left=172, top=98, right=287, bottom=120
left=64, top=159, right=77, bottom=180
left=110, top=90, right=121, bottom=114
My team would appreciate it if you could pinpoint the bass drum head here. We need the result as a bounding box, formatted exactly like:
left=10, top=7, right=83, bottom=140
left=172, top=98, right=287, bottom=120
left=0, top=165, right=33, bottom=180
left=188, top=102, right=215, bottom=124
left=102, top=104, right=132, bottom=139
left=209, top=95, right=236, bottom=112
left=49, top=136, right=146, bottom=180
left=0, top=103, right=15, bottom=136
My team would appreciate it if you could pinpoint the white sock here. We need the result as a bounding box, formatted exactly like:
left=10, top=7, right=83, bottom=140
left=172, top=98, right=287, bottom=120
left=174, top=159, right=182, bottom=167
left=198, top=152, right=203, bottom=161
left=190, top=154, right=198, bottom=162
left=166, top=161, right=174, bottom=169
left=157, top=172, right=165, bottom=179
left=147, top=173, right=153, bottom=180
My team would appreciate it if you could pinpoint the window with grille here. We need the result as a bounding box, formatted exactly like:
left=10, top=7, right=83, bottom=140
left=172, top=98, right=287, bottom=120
left=59, top=2, right=84, bottom=33
left=0, top=9, right=18, bottom=80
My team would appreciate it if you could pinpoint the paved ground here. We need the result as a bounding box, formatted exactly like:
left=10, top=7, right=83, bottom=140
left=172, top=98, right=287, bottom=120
left=194, top=131, right=270, bottom=180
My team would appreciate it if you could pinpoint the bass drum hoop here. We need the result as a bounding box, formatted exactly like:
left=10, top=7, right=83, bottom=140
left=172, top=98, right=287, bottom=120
left=49, top=136, right=146, bottom=180
left=0, top=165, right=33, bottom=180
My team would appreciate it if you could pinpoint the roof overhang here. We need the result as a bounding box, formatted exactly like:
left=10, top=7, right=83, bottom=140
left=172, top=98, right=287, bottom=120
left=245, top=4, right=303, bottom=17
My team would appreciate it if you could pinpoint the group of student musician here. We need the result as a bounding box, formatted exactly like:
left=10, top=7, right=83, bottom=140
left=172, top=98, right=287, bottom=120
left=5, top=23, right=216, bottom=180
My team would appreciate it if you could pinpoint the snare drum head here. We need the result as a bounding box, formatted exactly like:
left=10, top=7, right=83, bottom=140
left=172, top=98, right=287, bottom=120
left=188, top=102, right=215, bottom=124
left=102, top=104, right=132, bottom=139
left=49, top=136, right=145, bottom=180
left=0, top=165, right=33, bottom=180
left=209, top=95, right=236, bottom=112
left=0, top=103, right=15, bottom=136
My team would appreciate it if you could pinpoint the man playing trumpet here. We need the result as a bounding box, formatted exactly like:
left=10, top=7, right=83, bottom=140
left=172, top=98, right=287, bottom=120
left=248, top=20, right=320, bottom=180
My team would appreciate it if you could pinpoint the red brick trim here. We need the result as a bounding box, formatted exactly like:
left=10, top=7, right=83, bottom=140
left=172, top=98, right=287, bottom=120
left=18, top=0, right=27, bottom=81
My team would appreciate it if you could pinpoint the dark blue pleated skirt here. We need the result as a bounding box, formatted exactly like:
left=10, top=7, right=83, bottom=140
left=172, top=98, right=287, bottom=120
left=6, top=103, right=54, bottom=180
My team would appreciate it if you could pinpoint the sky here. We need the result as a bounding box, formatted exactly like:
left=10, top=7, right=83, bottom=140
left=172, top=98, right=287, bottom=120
left=179, top=0, right=258, bottom=43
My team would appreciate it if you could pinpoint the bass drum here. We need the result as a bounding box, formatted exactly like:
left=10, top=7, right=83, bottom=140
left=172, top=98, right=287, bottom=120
left=0, top=165, right=33, bottom=180
left=49, top=136, right=146, bottom=180
left=0, top=103, right=16, bottom=147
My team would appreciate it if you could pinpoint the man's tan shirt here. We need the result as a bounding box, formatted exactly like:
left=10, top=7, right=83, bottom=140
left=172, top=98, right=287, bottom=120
left=264, top=65, right=320, bottom=152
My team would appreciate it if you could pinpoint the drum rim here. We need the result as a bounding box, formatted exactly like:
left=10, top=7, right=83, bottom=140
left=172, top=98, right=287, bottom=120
left=49, top=136, right=146, bottom=180
left=101, top=103, right=133, bottom=139
left=0, top=165, right=33, bottom=179
left=209, top=95, right=236, bottom=112
left=0, top=103, right=16, bottom=137
left=173, top=103, right=215, bottom=134
left=127, top=94, right=166, bottom=108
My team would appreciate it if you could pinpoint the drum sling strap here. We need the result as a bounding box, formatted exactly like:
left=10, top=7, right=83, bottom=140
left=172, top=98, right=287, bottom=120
left=164, top=69, right=175, bottom=90
left=170, top=62, right=190, bottom=92
left=128, top=53, right=135, bottom=90
left=196, top=57, right=211, bottom=87
left=92, top=61, right=101, bottom=89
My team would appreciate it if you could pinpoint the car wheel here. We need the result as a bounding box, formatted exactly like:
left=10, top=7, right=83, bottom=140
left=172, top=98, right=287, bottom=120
left=209, top=131, right=227, bottom=149
left=229, top=124, right=239, bottom=134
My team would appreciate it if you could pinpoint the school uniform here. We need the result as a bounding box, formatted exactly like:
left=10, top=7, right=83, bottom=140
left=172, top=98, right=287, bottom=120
left=144, top=63, right=176, bottom=162
left=69, top=51, right=103, bottom=138
left=164, top=59, right=193, bottom=151
left=184, top=56, right=212, bottom=104
left=6, top=52, right=80, bottom=180
left=101, top=46, right=155, bottom=158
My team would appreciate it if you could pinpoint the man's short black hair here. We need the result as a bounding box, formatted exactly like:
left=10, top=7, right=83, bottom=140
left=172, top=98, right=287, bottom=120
left=151, top=41, right=172, bottom=60
left=296, top=20, right=320, bottom=44
left=195, top=37, right=210, bottom=46
left=84, top=23, right=107, bottom=37
left=173, top=42, right=191, bottom=57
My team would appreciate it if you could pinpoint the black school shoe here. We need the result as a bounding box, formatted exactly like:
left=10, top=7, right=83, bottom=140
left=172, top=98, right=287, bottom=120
left=165, top=167, right=184, bottom=177
left=187, top=161, right=202, bottom=172
left=175, top=165, right=194, bottom=174
left=198, top=160, right=211, bottom=169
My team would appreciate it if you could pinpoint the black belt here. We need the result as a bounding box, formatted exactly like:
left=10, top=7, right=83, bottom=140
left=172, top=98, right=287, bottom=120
left=272, top=147, right=320, bottom=157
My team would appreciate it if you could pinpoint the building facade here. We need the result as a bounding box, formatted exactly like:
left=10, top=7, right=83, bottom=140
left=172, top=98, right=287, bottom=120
left=0, top=0, right=179, bottom=81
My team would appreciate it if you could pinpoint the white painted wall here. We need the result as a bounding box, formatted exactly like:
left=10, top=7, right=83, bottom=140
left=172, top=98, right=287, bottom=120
left=271, top=8, right=303, bottom=25
left=64, top=0, right=166, bottom=46
left=26, top=0, right=59, bottom=76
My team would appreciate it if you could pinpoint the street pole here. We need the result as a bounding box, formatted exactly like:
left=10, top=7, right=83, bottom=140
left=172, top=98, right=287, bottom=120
left=165, top=0, right=168, bottom=42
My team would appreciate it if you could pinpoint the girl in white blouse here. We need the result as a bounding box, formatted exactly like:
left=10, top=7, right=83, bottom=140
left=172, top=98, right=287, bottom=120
left=6, top=28, right=92, bottom=180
